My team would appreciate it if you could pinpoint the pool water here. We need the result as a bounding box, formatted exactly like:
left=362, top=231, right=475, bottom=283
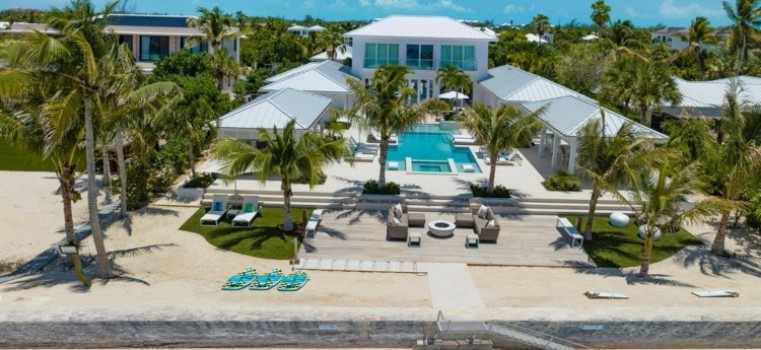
left=386, top=124, right=481, bottom=173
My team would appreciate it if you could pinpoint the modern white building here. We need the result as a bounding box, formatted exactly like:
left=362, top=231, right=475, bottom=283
left=216, top=88, right=333, bottom=142
left=650, top=27, right=689, bottom=50
left=344, top=15, right=496, bottom=103
left=260, top=60, right=357, bottom=110
left=310, top=44, right=353, bottom=63
left=663, top=76, right=761, bottom=119
left=477, top=65, right=593, bottom=108
left=287, top=24, right=326, bottom=37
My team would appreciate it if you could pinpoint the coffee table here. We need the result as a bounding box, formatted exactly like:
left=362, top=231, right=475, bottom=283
left=428, top=220, right=455, bottom=238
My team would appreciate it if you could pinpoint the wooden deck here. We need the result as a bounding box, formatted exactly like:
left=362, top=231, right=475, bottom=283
left=303, top=211, right=594, bottom=267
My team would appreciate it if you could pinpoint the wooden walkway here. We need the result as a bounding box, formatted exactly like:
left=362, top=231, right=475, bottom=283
left=302, top=211, right=594, bottom=267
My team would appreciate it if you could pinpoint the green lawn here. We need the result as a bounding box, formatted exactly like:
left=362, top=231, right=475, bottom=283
left=180, top=206, right=313, bottom=260
left=0, top=143, right=55, bottom=171
left=564, top=215, right=703, bottom=268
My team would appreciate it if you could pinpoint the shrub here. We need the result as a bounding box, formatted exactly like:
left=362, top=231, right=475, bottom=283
left=542, top=170, right=582, bottom=192
left=746, top=194, right=761, bottom=234
left=183, top=173, right=217, bottom=189
left=470, top=183, right=511, bottom=198
left=363, top=180, right=401, bottom=195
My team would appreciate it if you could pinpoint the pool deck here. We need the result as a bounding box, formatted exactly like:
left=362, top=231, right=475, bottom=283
left=302, top=211, right=592, bottom=267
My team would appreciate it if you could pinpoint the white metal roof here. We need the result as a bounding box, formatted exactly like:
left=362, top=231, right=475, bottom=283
left=523, top=96, right=667, bottom=140
left=345, top=15, right=496, bottom=41
left=261, top=61, right=357, bottom=93
left=310, top=44, right=353, bottom=62
left=675, top=76, right=761, bottom=109
left=288, top=24, right=307, bottom=31
left=525, top=33, right=548, bottom=43
left=481, top=65, right=594, bottom=103
left=217, top=88, right=331, bottom=130
left=0, top=22, right=59, bottom=35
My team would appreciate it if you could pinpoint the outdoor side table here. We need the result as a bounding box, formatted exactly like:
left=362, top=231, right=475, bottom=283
left=408, top=232, right=421, bottom=247
left=466, top=233, right=479, bottom=249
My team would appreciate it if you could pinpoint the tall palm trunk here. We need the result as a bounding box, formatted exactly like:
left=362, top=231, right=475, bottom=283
left=282, top=179, right=294, bottom=232
left=695, top=47, right=705, bottom=78
left=639, top=105, right=650, bottom=126
left=584, top=187, right=601, bottom=241
left=189, top=144, right=196, bottom=177
left=639, top=226, right=656, bottom=276
left=84, top=98, right=111, bottom=278
left=115, top=131, right=127, bottom=217
left=57, top=165, right=91, bottom=286
left=101, top=143, right=111, bottom=204
left=711, top=212, right=730, bottom=256
left=488, top=151, right=498, bottom=193
left=378, top=138, right=389, bottom=189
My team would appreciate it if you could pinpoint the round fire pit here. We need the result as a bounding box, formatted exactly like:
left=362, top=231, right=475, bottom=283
left=428, top=220, right=456, bottom=238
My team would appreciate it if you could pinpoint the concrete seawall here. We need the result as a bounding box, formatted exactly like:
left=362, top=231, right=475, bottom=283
left=3, top=318, right=761, bottom=348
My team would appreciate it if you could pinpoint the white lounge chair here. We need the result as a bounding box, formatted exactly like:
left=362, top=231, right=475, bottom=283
left=201, top=194, right=229, bottom=226
left=584, top=291, right=628, bottom=299
left=232, top=195, right=262, bottom=227
left=370, top=129, right=398, bottom=143
left=453, top=137, right=478, bottom=145
left=351, top=152, right=375, bottom=162
left=462, top=164, right=475, bottom=173
left=692, top=290, right=739, bottom=298
left=388, top=161, right=400, bottom=170
left=452, top=134, right=473, bottom=139
left=485, top=150, right=523, bottom=166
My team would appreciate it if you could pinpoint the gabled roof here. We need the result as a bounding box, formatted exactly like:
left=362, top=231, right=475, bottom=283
left=674, top=76, right=761, bottom=109
left=345, top=15, right=496, bottom=41
left=217, top=88, right=331, bottom=130
left=523, top=96, right=667, bottom=140
left=310, top=44, right=353, bottom=62
left=262, top=61, right=357, bottom=93
left=481, top=65, right=594, bottom=103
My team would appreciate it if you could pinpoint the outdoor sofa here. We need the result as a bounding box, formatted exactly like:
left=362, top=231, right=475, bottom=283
left=455, top=206, right=501, bottom=242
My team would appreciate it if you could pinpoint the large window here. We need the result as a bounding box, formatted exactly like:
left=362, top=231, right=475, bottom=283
left=440, top=45, right=476, bottom=71
left=405, top=44, right=434, bottom=70
left=139, top=36, right=169, bottom=61
left=364, top=43, right=399, bottom=68
left=180, top=37, right=208, bottom=54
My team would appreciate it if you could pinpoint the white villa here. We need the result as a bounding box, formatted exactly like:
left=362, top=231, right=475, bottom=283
left=344, top=15, right=497, bottom=103
left=663, top=76, right=761, bottom=119
left=260, top=60, right=357, bottom=110
left=287, top=24, right=326, bottom=37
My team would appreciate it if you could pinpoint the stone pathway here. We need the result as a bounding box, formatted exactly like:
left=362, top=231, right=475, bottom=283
left=297, top=258, right=426, bottom=274
left=426, top=263, right=485, bottom=310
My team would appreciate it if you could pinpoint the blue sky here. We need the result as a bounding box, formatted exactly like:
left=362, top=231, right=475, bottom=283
left=2, top=0, right=732, bottom=27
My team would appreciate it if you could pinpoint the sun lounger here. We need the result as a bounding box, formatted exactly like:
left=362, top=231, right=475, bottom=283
left=452, top=134, right=473, bottom=139
left=485, top=150, right=523, bottom=166
left=249, top=268, right=285, bottom=291
left=453, top=137, right=478, bottom=145
left=584, top=291, right=629, bottom=299
left=692, top=290, right=739, bottom=298
left=232, top=195, right=262, bottom=227
left=350, top=152, right=375, bottom=162
left=462, top=164, right=475, bottom=172
left=370, top=129, right=398, bottom=143
left=388, top=161, right=399, bottom=170
left=277, top=271, right=310, bottom=291
left=200, top=194, right=229, bottom=226
left=221, top=268, right=257, bottom=290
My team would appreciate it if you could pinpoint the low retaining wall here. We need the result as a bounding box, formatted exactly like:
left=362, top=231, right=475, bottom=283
left=3, top=318, right=761, bottom=348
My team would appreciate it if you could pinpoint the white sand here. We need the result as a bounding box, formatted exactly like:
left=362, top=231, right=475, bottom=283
left=1, top=170, right=761, bottom=326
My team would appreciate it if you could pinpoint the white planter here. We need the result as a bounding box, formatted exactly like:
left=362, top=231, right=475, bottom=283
left=176, top=187, right=204, bottom=201
left=638, top=225, right=662, bottom=240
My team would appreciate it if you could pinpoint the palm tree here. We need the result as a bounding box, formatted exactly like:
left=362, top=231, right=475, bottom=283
left=160, top=95, right=215, bottom=177
left=209, top=49, right=242, bottom=90
left=316, top=25, right=346, bottom=61
left=214, top=120, right=349, bottom=232
left=723, top=0, right=761, bottom=66
left=532, top=14, right=551, bottom=42
left=630, top=60, right=682, bottom=125
left=344, top=65, right=448, bottom=189
left=590, top=0, right=612, bottom=36
left=606, top=20, right=648, bottom=60
left=576, top=114, right=652, bottom=241
left=599, top=56, right=638, bottom=116
left=436, top=65, right=473, bottom=110
left=708, top=89, right=761, bottom=256
left=618, top=158, right=729, bottom=276
left=187, top=6, right=237, bottom=54
left=683, top=17, right=717, bottom=77
left=462, top=103, right=543, bottom=194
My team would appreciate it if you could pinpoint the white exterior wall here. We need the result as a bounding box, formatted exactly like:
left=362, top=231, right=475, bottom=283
left=349, top=36, right=491, bottom=99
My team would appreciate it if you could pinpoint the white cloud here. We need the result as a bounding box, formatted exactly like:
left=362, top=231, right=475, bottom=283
left=625, top=7, right=639, bottom=18
left=432, top=0, right=471, bottom=12
left=374, top=0, right=420, bottom=9
left=358, top=0, right=471, bottom=12
left=302, top=0, right=315, bottom=8
left=659, top=0, right=722, bottom=18
left=359, top=0, right=371, bottom=6
left=504, top=4, right=524, bottom=14
left=331, top=0, right=348, bottom=8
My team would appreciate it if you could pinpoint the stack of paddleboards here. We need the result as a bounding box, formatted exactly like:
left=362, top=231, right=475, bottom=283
left=221, top=268, right=309, bottom=292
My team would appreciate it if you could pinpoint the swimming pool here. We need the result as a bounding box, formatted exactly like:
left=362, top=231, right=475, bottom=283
left=385, top=124, right=481, bottom=173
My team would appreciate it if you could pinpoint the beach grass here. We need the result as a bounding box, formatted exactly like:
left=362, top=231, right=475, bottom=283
left=564, top=215, right=703, bottom=268
left=180, top=206, right=312, bottom=260
left=0, top=143, right=55, bottom=172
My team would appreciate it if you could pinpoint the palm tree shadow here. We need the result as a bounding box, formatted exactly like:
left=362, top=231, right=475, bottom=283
left=571, top=264, right=697, bottom=287
left=334, top=208, right=383, bottom=225
left=248, top=228, right=288, bottom=251
left=676, top=245, right=761, bottom=278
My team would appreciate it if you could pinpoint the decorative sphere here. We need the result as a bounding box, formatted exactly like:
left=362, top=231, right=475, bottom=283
left=609, top=212, right=630, bottom=228
left=638, top=225, right=662, bottom=240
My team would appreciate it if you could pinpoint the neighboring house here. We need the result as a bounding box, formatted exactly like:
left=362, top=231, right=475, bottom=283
left=476, top=65, right=594, bottom=108
left=260, top=60, right=357, bottom=110
left=650, top=27, right=689, bottom=50
left=345, top=15, right=497, bottom=103
left=662, top=76, right=761, bottom=119
left=287, top=24, right=326, bottom=37
left=104, top=14, right=240, bottom=77
left=310, top=44, right=353, bottom=63
left=216, top=88, right=333, bottom=142
left=525, top=33, right=553, bottom=43
left=0, top=22, right=59, bottom=35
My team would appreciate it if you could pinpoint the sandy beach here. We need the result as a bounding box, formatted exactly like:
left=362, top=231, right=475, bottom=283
left=1, top=170, right=761, bottom=348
